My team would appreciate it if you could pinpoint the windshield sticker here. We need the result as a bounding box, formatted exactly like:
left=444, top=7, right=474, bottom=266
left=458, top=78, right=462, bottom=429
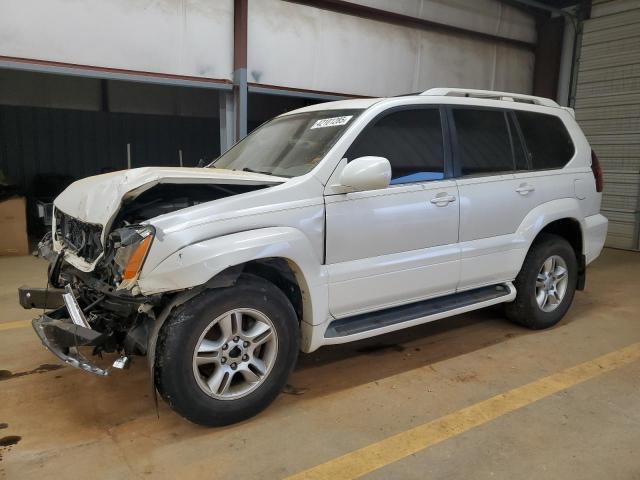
left=310, top=115, right=353, bottom=129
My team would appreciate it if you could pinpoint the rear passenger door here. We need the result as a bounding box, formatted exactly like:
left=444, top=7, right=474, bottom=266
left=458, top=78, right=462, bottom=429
left=450, top=107, right=535, bottom=290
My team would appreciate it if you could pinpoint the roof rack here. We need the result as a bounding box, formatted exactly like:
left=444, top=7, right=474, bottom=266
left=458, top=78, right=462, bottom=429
left=420, top=88, right=560, bottom=108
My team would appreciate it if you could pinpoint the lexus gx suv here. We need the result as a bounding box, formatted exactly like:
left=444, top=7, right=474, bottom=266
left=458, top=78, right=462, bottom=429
left=20, top=88, right=608, bottom=426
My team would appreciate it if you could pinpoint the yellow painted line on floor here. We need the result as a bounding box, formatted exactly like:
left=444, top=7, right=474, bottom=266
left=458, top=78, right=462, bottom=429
left=286, top=342, right=640, bottom=480
left=0, top=320, right=32, bottom=331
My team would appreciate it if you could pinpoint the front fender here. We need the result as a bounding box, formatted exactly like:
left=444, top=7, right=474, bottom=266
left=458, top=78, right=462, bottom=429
left=137, top=227, right=329, bottom=328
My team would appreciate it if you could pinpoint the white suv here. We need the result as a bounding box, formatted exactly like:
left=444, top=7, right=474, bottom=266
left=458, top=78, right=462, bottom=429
left=22, top=88, right=608, bottom=426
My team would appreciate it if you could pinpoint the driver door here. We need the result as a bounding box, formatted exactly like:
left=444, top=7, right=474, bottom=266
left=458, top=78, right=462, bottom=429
left=324, top=106, right=460, bottom=318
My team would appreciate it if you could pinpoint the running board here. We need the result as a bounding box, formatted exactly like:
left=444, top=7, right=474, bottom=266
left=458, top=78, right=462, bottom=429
left=323, top=283, right=516, bottom=344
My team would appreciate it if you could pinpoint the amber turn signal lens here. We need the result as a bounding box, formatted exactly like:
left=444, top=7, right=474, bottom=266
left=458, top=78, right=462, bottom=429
left=122, top=235, right=153, bottom=280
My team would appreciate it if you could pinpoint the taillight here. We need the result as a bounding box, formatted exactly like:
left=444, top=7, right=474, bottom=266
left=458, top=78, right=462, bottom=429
left=591, top=149, right=603, bottom=193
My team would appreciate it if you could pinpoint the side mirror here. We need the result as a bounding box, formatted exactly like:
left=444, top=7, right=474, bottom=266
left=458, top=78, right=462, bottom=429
left=339, top=156, right=391, bottom=191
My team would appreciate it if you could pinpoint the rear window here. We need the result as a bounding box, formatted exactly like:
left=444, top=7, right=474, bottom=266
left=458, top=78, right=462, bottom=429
left=515, top=111, right=575, bottom=170
left=452, top=109, right=513, bottom=176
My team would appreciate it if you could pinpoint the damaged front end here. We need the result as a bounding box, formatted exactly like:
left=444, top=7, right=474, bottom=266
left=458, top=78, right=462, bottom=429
left=27, top=232, right=162, bottom=375
left=20, top=167, right=284, bottom=377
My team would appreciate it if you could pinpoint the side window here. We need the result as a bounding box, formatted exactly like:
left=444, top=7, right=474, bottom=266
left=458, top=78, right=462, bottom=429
left=508, top=113, right=529, bottom=171
left=453, top=108, right=513, bottom=176
left=345, top=108, right=444, bottom=184
left=515, top=111, right=575, bottom=170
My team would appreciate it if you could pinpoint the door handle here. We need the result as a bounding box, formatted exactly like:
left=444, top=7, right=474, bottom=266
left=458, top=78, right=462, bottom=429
left=430, top=194, right=456, bottom=206
left=515, top=184, right=535, bottom=195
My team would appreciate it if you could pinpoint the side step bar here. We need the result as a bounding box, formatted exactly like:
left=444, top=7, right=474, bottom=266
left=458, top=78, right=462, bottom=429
left=323, top=283, right=516, bottom=344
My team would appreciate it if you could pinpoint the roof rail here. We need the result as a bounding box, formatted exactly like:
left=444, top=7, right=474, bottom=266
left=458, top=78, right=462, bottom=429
left=421, top=88, right=560, bottom=108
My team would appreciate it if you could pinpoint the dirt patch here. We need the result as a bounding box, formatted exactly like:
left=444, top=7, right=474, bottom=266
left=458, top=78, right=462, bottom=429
left=356, top=344, right=406, bottom=355
left=454, top=372, right=478, bottom=383
left=282, top=384, right=308, bottom=395
left=0, top=364, right=63, bottom=382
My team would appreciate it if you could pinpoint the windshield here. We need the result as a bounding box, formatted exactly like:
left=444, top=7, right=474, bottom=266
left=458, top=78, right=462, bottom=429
left=211, top=109, right=361, bottom=178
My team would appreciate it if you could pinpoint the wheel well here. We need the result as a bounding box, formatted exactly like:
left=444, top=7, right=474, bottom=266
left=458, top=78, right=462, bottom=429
left=536, top=218, right=586, bottom=290
left=537, top=218, right=583, bottom=256
left=239, top=258, right=304, bottom=323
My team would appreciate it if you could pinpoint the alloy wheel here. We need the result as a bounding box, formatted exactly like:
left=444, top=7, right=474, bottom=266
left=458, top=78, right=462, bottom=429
left=535, top=255, right=569, bottom=312
left=192, top=308, right=278, bottom=400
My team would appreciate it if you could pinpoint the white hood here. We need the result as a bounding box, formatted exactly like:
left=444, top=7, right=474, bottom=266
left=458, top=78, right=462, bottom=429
left=54, top=167, right=286, bottom=226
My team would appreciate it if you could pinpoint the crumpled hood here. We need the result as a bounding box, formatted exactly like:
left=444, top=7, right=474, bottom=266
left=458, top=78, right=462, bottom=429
left=54, top=166, right=287, bottom=226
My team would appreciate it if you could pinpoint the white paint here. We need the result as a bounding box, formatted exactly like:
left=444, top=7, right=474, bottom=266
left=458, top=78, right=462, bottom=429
left=337, top=156, right=391, bottom=191
left=0, top=0, right=234, bottom=80
left=53, top=166, right=287, bottom=271
left=49, top=91, right=607, bottom=352
left=347, top=0, right=536, bottom=44
left=584, top=213, right=608, bottom=264
left=247, top=0, right=534, bottom=97
left=324, top=178, right=459, bottom=317
left=0, top=0, right=534, bottom=100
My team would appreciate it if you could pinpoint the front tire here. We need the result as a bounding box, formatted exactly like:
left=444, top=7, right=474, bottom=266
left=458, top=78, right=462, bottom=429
left=155, top=274, right=299, bottom=426
left=505, top=233, right=578, bottom=329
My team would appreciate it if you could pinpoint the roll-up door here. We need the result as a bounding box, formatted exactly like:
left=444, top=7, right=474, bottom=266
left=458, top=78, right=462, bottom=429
left=574, top=0, right=640, bottom=250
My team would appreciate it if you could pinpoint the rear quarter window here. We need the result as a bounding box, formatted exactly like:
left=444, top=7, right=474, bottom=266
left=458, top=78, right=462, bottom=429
left=515, top=111, right=575, bottom=170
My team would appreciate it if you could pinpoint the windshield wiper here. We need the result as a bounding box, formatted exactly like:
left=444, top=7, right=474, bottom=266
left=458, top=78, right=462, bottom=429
left=241, top=167, right=273, bottom=176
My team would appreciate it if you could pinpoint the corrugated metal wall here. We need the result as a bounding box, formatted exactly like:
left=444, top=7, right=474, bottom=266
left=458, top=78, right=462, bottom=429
left=575, top=0, right=640, bottom=250
left=0, top=105, right=220, bottom=196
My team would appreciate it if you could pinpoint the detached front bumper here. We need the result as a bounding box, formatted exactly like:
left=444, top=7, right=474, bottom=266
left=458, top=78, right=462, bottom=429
left=32, top=309, right=110, bottom=376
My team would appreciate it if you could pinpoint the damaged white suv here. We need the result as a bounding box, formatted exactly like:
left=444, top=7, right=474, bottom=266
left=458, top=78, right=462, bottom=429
left=21, top=88, right=608, bottom=426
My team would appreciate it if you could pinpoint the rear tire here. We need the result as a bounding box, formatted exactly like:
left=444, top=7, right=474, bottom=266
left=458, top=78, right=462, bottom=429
left=505, top=233, right=578, bottom=329
left=154, top=274, right=299, bottom=426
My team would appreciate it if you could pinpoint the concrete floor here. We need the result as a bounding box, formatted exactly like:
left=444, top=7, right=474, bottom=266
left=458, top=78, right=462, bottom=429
left=0, top=248, right=639, bottom=479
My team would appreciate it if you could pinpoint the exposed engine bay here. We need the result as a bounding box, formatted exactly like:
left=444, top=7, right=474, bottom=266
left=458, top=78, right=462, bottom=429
left=112, top=182, right=267, bottom=227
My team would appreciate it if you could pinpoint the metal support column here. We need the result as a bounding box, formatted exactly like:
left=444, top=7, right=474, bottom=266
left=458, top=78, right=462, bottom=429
left=233, top=0, right=248, bottom=142
left=233, top=69, right=247, bottom=141
left=219, top=91, right=236, bottom=154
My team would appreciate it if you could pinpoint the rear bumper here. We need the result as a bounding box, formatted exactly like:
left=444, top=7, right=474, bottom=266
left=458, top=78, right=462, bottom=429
left=32, top=309, right=110, bottom=376
left=584, top=213, right=608, bottom=265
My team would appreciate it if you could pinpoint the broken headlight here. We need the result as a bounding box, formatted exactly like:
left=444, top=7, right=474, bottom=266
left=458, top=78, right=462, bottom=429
left=112, top=225, right=155, bottom=285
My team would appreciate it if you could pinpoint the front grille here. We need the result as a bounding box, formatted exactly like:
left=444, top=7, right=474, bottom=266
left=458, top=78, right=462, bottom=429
left=54, top=209, right=103, bottom=263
